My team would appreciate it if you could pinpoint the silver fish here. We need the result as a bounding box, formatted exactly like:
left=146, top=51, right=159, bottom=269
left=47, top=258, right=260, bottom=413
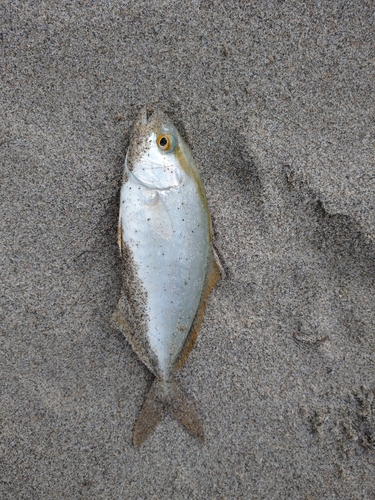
left=113, top=107, right=221, bottom=446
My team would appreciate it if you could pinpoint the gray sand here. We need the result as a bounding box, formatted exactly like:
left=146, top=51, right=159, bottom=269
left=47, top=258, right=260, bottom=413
left=1, top=1, right=374, bottom=498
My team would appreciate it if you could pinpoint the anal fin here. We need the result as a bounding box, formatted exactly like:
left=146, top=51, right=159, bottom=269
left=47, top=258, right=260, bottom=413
left=112, top=295, right=157, bottom=376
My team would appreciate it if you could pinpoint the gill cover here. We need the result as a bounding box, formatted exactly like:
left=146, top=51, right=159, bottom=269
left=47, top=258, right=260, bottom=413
left=125, top=147, right=183, bottom=190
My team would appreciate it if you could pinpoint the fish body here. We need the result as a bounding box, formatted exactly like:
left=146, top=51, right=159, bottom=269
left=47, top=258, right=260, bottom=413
left=113, top=108, right=221, bottom=445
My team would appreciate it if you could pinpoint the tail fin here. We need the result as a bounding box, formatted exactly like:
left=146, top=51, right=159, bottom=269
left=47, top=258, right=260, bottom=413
left=133, top=378, right=204, bottom=447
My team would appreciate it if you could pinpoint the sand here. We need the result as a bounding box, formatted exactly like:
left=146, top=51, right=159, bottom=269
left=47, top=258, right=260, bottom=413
left=1, top=1, right=374, bottom=498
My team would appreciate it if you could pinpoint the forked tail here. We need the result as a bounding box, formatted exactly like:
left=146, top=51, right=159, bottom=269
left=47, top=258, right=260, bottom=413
left=133, top=378, right=204, bottom=447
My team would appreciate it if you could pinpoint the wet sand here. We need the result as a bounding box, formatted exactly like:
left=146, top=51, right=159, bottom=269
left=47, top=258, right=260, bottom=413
left=1, top=2, right=374, bottom=498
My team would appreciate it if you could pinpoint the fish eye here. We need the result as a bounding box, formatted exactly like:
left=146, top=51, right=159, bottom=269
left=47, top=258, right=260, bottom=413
left=157, top=134, right=175, bottom=152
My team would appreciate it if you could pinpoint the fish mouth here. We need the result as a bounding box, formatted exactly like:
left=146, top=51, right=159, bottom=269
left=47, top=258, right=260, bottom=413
left=141, top=106, right=148, bottom=125
left=133, top=106, right=152, bottom=129
left=140, top=105, right=158, bottom=125
left=140, top=106, right=171, bottom=128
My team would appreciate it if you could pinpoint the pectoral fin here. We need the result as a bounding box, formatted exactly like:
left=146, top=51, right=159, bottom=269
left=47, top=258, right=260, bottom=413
left=146, top=197, right=173, bottom=241
left=208, top=247, right=224, bottom=292
left=212, top=247, right=226, bottom=288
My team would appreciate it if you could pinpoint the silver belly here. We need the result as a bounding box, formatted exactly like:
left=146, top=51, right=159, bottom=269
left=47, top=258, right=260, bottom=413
left=121, top=175, right=210, bottom=379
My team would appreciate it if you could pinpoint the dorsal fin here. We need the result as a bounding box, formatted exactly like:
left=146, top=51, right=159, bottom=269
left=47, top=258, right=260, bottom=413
left=173, top=249, right=222, bottom=372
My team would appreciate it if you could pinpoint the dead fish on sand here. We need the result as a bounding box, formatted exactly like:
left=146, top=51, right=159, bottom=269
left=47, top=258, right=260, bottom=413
left=113, top=107, right=222, bottom=446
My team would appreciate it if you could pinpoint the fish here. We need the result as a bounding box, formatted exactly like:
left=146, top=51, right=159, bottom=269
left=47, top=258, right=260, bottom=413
left=112, top=107, right=222, bottom=446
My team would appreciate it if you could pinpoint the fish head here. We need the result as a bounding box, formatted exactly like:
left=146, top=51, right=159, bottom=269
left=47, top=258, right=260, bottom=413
left=126, top=107, right=186, bottom=190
